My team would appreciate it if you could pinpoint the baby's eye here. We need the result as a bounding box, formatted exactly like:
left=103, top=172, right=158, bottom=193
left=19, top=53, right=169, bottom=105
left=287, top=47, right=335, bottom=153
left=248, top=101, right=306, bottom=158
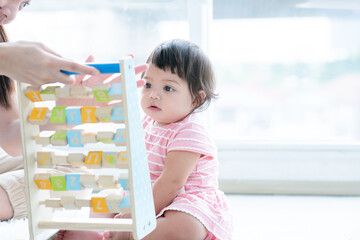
left=19, top=1, right=30, bottom=10
left=164, top=86, right=174, bottom=92
left=145, top=82, right=151, bottom=88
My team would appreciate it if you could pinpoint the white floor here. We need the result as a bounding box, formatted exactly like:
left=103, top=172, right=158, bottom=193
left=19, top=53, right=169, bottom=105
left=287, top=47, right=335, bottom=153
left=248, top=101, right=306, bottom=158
left=227, top=194, right=360, bottom=240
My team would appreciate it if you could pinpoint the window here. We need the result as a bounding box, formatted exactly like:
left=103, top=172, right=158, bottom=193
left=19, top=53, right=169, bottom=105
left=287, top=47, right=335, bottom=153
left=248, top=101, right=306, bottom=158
left=7, top=0, right=360, bottom=194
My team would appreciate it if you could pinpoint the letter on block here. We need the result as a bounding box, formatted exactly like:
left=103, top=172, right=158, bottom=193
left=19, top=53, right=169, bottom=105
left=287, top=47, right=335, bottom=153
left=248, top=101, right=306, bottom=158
left=91, top=197, right=109, bottom=213
left=120, top=193, right=131, bottom=208
left=34, top=173, right=52, bottom=190
left=61, top=196, right=80, bottom=210
left=102, top=152, right=119, bottom=168
left=66, top=174, right=82, bottom=191
left=85, top=151, right=102, bottom=169
left=50, top=130, right=68, bottom=146
left=114, top=128, right=126, bottom=146
left=50, top=107, right=67, bottom=124
left=50, top=175, right=67, bottom=191
left=95, top=107, right=112, bottom=122
left=36, top=152, right=53, bottom=168
left=116, top=151, right=128, bottom=168
left=93, top=84, right=110, bottom=102
left=111, top=105, right=124, bottom=122
left=25, top=86, right=42, bottom=102
left=81, top=107, right=97, bottom=123
left=40, top=86, right=59, bottom=100
left=105, top=194, right=124, bottom=213
left=65, top=108, right=82, bottom=125
left=67, top=153, right=85, bottom=167
left=118, top=173, right=130, bottom=191
left=108, top=83, right=123, bottom=100
left=67, top=130, right=84, bottom=147
left=29, top=107, right=49, bottom=125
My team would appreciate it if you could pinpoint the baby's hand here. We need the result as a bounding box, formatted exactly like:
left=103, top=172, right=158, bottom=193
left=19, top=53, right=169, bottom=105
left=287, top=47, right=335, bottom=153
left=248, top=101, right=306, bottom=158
left=102, top=213, right=132, bottom=240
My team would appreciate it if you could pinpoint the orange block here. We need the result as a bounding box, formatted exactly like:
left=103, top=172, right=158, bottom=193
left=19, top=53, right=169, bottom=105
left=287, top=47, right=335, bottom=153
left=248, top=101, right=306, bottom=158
left=91, top=197, right=109, bottom=213
left=34, top=173, right=53, bottom=190
left=84, top=151, right=102, bottom=168
left=29, top=107, right=49, bottom=125
left=81, top=107, right=97, bottom=123
left=25, top=90, right=42, bottom=102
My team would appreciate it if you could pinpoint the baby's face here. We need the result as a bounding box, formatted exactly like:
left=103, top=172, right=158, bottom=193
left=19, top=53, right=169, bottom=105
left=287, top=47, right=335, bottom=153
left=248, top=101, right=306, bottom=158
left=0, top=0, right=31, bottom=25
left=141, top=64, right=194, bottom=126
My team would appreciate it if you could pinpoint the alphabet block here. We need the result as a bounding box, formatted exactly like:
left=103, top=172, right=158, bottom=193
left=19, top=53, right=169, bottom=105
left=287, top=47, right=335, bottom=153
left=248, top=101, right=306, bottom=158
left=61, top=196, right=80, bottom=210
left=44, top=199, right=62, bottom=208
left=34, top=173, right=52, bottom=190
left=91, top=197, right=109, bottom=213
left=96, top=131, right=114, bottom=144
left=93, top=84, right=110, bottom=102
left=70, top=86, right=92, bottom=98
left=29, top=107, right=49, bottom=125
left=67, top=130, right=84, bottom=147
left=55, top=87, right=70, bottom=98
left=108, top=83, right=123, bottom=100
left=25, top=86, right=42, bottom=102
left=65, top=107, right=82, bottom=125
left=40, top=86, right=59, bottom=100
left=50, top=107, right=67, bottom=124
left=75, top=199, right=91, bottom=208
left=113, top=128, right=126, bottom=146
left=118, top=173, right=129, bottom=191
left=36, top=152, right=53, bottom=168
left=50, top=129, right=68, bottom=146
left=95, top=106, right=112, bottom=122
left=35, top=131, right=54, bottom=146
left=52, top=153, right=70, bottom=165
left=102, top=152, right=119, bottom=168
left=66, top=174, right=82, bottom=191
left=111, top=105, right=125, bottom=122
left=81, top=107, right=97, bottom=123
left=67, top=153, right=86, bottom=167
left=105, top=194, right=124, bottom=213
left=79, top=174, right=99, bottom=190
left=84, top=151, right=102, bottom=169
left=116, top=151, right=128, bottom=168
left=81, top=133, right=97, bottom=144
left=98, top=175, right=117, bottom=189
left=50, top=174, right=67, bottom=191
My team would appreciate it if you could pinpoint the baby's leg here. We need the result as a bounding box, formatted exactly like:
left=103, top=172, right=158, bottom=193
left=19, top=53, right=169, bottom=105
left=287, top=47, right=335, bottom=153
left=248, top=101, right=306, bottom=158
left=104, top=210, right=207, bottom=240
left=0, top=186, right=13, bottom=220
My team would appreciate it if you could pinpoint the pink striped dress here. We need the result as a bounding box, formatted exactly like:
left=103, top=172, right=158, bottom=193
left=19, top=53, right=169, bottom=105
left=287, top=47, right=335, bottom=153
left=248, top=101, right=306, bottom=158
left=143, top=112, right=233, bottom=240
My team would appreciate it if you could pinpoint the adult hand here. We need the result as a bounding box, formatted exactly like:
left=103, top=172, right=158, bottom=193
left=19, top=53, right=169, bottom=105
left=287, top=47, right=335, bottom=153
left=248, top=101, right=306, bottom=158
left=0, top=41, right=100, bottom=87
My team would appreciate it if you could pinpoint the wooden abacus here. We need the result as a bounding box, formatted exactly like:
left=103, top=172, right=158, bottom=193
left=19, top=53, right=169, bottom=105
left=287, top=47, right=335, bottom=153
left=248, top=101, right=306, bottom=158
left=17, top=57, right=156, bottom=240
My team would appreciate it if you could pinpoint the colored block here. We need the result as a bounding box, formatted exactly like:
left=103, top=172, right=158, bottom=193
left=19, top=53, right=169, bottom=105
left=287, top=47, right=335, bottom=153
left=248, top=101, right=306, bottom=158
left=25, top=86, right=42, bottom=102
left=105, top=194, right=124, bottom=213
left=29, top=107, right=49, bottom=125
left=34, top=173, right=52, bottom=190
left=67, top=130, right=84, bottom=147
left=108, top=83, right=123, bottom=100
left=116, top=151, right=128, bottom=168
left=50, top=175, right=67, bottom=191
left=91, top=197, right=109, bottom=213
left=50, top=129, right=67, bottom=146
left=93, top=84, right=110, bottom=102
left=102, top=152, right=119, bottom=168
left=36, top=151, right=53, bottom=168
left=70, top=86, right=92, bottom=98
left=114, top=128, right=126, bottom=146
left=84, top=151, right=102, bottom=168
left=67, top=153, right=85, bottom=167
left=96, top=131, right=114, bottom=144
left=65, top=108, right=82, bottom=125
left=95, top=107, right=112, bottom=122
left=120, top=194, right=131, bottom=208
left=66, top=174, right=82, bottom=191
left=50, top=107, right=67, bottom=124
left=40, top=86, right=59, bottom=100
left=118, top=173, right=130, bottom=191
left=111, top=105, right=125, bottom=122
left=35, top=131, right=54, bottom=146
left=81, top=107, right=97, bottom=123
left=79, top=174, right=99, bottom=190
left=61, top=196, right=80, bottom=210
left=55, top=87, right=70, bottom=98
left=81, top=133, right=97, bottom=144
left=98, top=175, right=117, bottom=189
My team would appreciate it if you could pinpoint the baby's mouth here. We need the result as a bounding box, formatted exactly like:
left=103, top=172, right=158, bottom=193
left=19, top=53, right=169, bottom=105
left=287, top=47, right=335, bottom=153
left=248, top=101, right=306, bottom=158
left=149, top=105, right=161, bottom=111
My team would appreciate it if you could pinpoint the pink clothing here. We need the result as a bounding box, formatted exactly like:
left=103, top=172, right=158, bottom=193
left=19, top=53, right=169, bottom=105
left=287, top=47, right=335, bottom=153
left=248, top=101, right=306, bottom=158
left=143, top=112, right=233, bottom=240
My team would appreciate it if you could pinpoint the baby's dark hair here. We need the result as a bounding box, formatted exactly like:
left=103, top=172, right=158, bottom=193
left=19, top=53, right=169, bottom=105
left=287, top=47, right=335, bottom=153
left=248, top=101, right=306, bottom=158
left=146, top=39, right=217, bottom=111
left=0, top=25, right=14, bottom=109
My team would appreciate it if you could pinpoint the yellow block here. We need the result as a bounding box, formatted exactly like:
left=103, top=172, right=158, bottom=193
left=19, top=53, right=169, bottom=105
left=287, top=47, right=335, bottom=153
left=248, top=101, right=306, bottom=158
left=81, top=107, right=97, bottom=123
left=91, top=197, right=109, bottom=213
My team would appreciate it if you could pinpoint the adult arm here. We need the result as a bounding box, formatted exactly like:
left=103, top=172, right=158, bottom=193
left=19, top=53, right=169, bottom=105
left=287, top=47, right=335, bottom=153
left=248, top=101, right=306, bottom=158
left=0, top=41, right=100, bottom=87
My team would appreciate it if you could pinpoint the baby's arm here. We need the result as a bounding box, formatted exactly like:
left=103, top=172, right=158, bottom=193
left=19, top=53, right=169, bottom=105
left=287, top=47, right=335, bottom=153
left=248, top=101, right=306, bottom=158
left=152, top=150, right=200, bottom=215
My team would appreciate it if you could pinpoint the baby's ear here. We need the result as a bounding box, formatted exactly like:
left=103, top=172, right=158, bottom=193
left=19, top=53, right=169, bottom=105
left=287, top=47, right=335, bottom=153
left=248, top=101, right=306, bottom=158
left=193, top=90, right=206, bottom=108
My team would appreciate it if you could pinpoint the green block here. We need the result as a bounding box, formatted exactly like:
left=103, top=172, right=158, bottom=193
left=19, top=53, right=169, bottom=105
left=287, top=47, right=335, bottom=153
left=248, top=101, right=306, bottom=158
left=50, top=176, right=67, bottom=191
left=93, top=90, right=110, bottom=102
left=51, top=130, right=67, bottom=141
left=50, top=107, right=66, bottom=124
left=42, top=86, right=60, bottom=94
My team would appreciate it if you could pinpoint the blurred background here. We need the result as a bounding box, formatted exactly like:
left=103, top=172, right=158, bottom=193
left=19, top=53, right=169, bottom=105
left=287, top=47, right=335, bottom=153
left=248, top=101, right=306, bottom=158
left=6, top=0, right=360, bottom=194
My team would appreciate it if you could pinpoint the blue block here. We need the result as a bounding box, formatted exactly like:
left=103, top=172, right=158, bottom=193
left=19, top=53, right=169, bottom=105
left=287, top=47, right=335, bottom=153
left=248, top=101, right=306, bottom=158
left=65, top=108, right=82, bottom=125
left=114, top=128, right=126, bottom=144
left=119, top=178, right=129, bottom=190
left=120, top=194, right=131, bottom=208
left=67, top=131, right=84, bottom=147
left=111, top=105, right=124, bottom=122
left=66, top=174, right=82, bottom=191
left=108, top=83, right=123, bottom=96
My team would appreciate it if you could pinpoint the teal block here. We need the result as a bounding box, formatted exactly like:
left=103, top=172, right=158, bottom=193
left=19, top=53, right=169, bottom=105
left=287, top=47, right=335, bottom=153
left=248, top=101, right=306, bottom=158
left=120, top=194, right=131, bottom=208
left=111, top=105, right=124, bottom=122
left=66, top=174, right=82, bottom=191
left=67, top=131, right=84, bottom=147
left=113, top=128, right=126, bottom=144
left=119, top=178, right=129, bottom=190
left=108, top=83, right=123, bottom=98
